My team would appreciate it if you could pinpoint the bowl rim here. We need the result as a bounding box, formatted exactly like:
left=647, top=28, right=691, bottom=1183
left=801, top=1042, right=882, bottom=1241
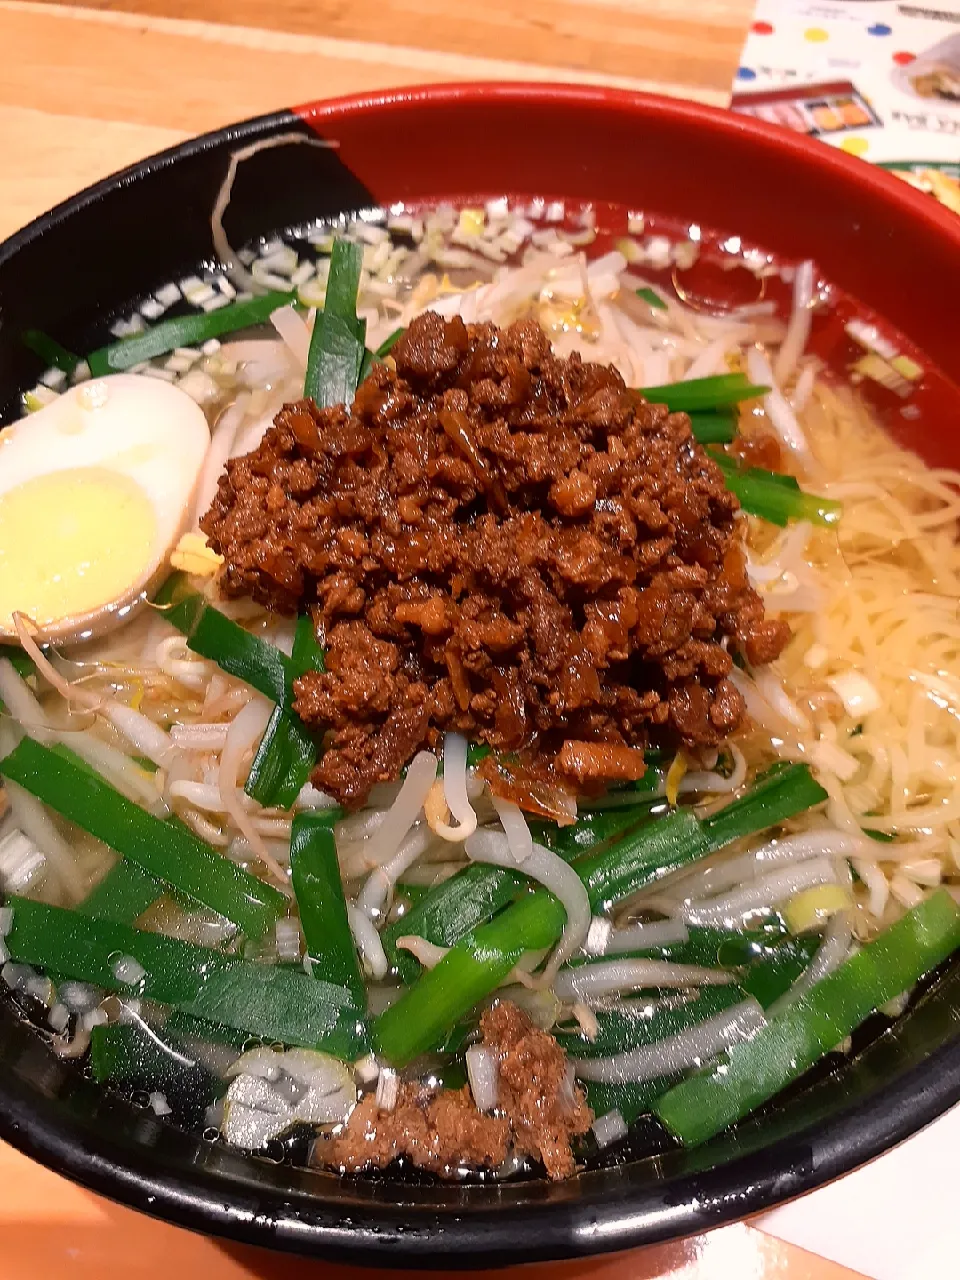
left=2, top=80, right=960, bottom=1267
left=293, top=80, right=960, bottom=249
left=6, top=80, right=960, bottom=268
left=4, top=1004, right=960, bottom=1266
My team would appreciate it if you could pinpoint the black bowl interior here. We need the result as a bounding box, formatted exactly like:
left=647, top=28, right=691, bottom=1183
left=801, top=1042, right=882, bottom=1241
left=1, top=97, right=960, bottom=1268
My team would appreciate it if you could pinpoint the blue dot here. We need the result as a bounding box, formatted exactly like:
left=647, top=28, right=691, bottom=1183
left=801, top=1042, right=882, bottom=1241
left=868, top=23, right=892, bottom=36
left=737, top=66, right=757, bottom=81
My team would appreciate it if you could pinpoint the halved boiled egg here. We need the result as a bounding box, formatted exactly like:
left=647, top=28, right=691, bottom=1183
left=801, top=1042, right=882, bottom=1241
left=0, top=374, right=210, bottom=644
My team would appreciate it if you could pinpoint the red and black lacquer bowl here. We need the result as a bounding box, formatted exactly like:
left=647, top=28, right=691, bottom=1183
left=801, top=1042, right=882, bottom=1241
left=1, top=84, right=959, bottom=1268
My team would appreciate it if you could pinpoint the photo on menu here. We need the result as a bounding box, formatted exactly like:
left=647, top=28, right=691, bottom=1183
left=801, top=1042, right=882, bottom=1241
left=731, top=0, right=960, bottom=213
left=895, top=31, right=960, bottom=102
left=730, top=79, right=882, bottom=137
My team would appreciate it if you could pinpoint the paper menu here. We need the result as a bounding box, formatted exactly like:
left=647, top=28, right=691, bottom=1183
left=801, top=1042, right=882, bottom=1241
left=731, top=2, right=960, bottom=212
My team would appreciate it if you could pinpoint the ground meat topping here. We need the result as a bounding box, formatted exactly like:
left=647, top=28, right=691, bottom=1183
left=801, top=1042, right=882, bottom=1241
left=315, top=1002, right=591, bottom=1180
left=201, top=313, right=790, bottom=807
left=480, top=1000, right=592, bottom=1179
left=316, top=1084, right=511, bottom=1177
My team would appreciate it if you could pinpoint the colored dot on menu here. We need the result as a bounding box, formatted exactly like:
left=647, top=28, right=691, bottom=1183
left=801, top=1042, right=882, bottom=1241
left=840, top=137, right=869, bottom=156
left=751, top=20, right=774, bottom=35
left=868, top=23, right=893, bottom=36
left=804, top=27, right=829, bottom=42
left=736, top=66, right=757, bottom=81
left=893, top=51, right=915, bottom=65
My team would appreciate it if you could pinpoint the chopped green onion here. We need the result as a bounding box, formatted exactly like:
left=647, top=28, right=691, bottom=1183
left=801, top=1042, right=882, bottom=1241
left=87, top=292, right=293, bottom=376
left=290, top=816, right=365, bottom=1007
left=865, top=827, right=895, bottom=843
left=382, top=803, right=657, bottom=983
left=575, top=789, right=663, bottom=818
left=78, top=859, right=164, bottom=926
left=243, top=703, right=312, bottom=807
left=394, top=882, right=430, bottom=912
left=654, top=890, right=960, bottom=1145
left=376, top=889, right=566, bottom=1066
left=23, top=330, right=80, bottom=375
left=532, top=803, right=657, bottom=856
left=632, top=919, right=787, bottom=969
left=48, top=743, right=101, bottom=778
left=640, top=373, right=768, bottom=413
left=304, top=239, right=364, bottom=407
left=357, top=327, right=406, bottom=383
left=0, top=738, right=285, bottom=939
left=322, top=240, right=363, bottom=332
left=753, top=468, right=801, bottom=491
left=586, top=1077, right=676, bottom=1129
left=381, top=862, right=528, bottom=984
left=738, top=933, right=821, bottom=1006
left=245, top=614, right=325, bottom=809
left=6, top=896, right=368, bottom=1058
left=375, top=766, right=825, bottom=1065
left=711, top=454, right=842, bottom=528
left=579, top=931, right=845, bottom=1128
left=688, top=411, right=737, bottom=444
left=430, top=1015, right=480, bottom=1057
left=635, top=287, right=668, bottom=311
left=163, top=1010, right=250, bottom=1051
left=432, top=1059, right=469, bottom=1091
left=90, top=1022, right=222, bottom=1126
left=374, top=816, right=696, bottom=1064
left=5, top=650, right=35, bottom=680
left=557, top=987, right=744, bottom=1060
left=700, top=763, right=827, bottom=853
left=154, top=573, right=290, bottom=704
left=376, top=327, right=405, bottom=357
left=308, top=806, right=345, bottom=828
left=576, top=809, right=708, bottom=915
left=563, top=927, right=810, bottom=1005
left=291, top=610, right=325, bottom=674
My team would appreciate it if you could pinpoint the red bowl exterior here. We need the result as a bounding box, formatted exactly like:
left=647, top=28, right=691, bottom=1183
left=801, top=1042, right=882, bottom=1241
left=294, top=82, right=960, bottom=385
left=1, top=81, right=960, bottom=1267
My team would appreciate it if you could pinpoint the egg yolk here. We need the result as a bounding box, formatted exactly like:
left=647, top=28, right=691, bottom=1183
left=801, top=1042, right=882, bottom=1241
left=0, top=467, right=157, bottom=631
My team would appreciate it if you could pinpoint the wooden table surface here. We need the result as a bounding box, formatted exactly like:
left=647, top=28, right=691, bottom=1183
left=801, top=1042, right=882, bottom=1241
left=0, top=1, right=866, bottom=1276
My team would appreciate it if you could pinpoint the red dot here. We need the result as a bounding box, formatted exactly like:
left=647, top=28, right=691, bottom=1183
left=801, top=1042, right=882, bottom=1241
left=752, top=20, right=774, bottom=34
left=893, top=51, right=916, bottom=65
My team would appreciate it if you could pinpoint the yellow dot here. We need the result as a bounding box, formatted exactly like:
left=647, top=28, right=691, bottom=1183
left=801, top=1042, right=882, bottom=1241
left=804, top=27, right=829, bottom=41
left=840, top=136, right=869, bottom=156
